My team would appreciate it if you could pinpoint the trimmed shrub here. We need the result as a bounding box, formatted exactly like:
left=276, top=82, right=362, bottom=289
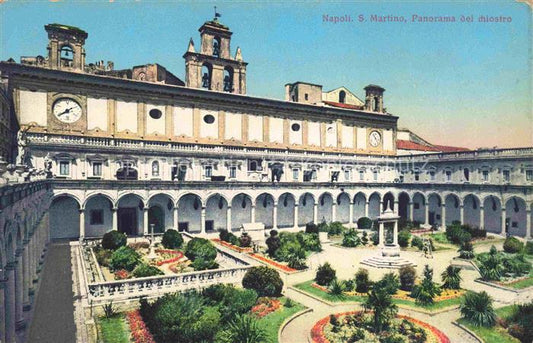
left=357, top=217, right=373, bottom=230
left=354, top=268, right=372, bottom=293
left=202, top=284, right=258, bottom=323
left=132, top=263, right=164, bottom=278
left=328, top=222, right=345, bottom=236
left=266, top=230, right=281, bottom=257
left=503, top=237, right=524, bottom=253
left=342, top=230, right=360, bottom=247
left=161, top=229, right=183, bottom=249
left=411, top=235, right=423, bottom=250
left=398, top=230, right=411, bottom=248
left=399, top=266, right=417, bottom=291
left=101, top=230, right=127, bottom=251
left=219, top=228, right=231, bottom=242
left=239, top=232, right=252, bottom=247
left=242, top=266, right=283, bottom=297
left=446, top=224, right=472, bottom=245
left=185, top=237, right=217, bottom=261
left=305, top=222, right=319, bottom=234
left=298, top=232, right=321, bottom=252
left=109, top=246, right=141, bottom=271
left=318, top=222, right=329, bottom=233
left=315, top=262, right=336, bottom=286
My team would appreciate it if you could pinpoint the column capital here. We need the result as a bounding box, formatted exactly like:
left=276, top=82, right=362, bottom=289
left=143, top=207, right=149, bottom=211
left=79, top=208, right=85, bottom=213
left=112, top=207, right=118, bottom=212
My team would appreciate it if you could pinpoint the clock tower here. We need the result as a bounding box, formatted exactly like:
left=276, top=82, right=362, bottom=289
left=183, top=16, right=247, bottom=94
left=45, top=23, right=88, bottom=72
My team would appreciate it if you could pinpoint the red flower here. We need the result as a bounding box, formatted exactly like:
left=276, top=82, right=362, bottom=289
left=126, top=310, right=156, bottom=343
left=248, top=253, right=298, bottom=273
left=114, top=269, right=130, bottom=280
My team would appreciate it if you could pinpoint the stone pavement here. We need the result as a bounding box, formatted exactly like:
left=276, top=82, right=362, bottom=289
left=26, top=243, right=77, bottom=343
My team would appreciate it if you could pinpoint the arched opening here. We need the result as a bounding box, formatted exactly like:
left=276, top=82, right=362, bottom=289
left=223, top=66, right=234, bottom=93
left=84, top=194, right=113, bottom=237
left=255, top=193, right=275, bottom=228
left=412, top=192, right=426, bottom=225
left=151, top=161, right=160, bottom=178
left=231, top=194, right=252, bottom=231
left=383, top=192, right=395, bottom=212
left=318, top=193, right=333, bottom=223
left=353, top=192, right=367, bottom=221
left=178, top=194, right=202, bottom=233
left=201, top=63, right=212, bottom=90
left=206, top=194, right=228, bottom=232
left=444, top=194, right=461, bottom=226
left=277, top=193, right=296, bottom=228
left=298, top=193, right=315, bottom=226
left=505, top=197, right=527, bottom=237
left=339, top=90, right=346, bottom=104
left=374, top=96, right=379, bottom=111
left=398, top=192, right=410, bottom=221
left=148, top=194, right=174, bottom=233
left=483, top=196, right=501, bottom=234
left=117, top=194, right=144, bottom=236
left=50, top=195, right=80, bottom=239
left=428, top=193, right=442, bottom=227
left=463, top=194, right=481, bottom=228
left=60, top=45, right=74, bottom=67
left=116, top=166, right=138, bottom=180
left=336, top=193, right=351, bottom=224
left=213, top=36, right=221, bottom=57
left=368, top=192, right=381, bottom=219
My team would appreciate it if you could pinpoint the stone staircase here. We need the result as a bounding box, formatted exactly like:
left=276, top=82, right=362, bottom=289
left=360, top=255, right=416, bottom=269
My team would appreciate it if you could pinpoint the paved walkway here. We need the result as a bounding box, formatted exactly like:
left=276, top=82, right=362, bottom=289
left=26, top=243, right=77, bottom=343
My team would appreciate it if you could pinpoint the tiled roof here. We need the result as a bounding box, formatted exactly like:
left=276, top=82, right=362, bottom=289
left=397, top=140, right=469, bottom=153
left=323, top=101, right=364, bottom=110
left=433, top=145, right=470, bottom=152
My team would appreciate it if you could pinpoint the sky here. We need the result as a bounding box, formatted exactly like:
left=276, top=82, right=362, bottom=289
left=0, top=0, right=531, bottom=149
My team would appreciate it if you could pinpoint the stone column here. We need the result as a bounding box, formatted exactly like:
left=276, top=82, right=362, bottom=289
left=424, top=202, right=430, bottom=227
left=393, top=221, right=398, bottom=246
left=441, top=205, right=447, bottom=230
left=409, top=202, right=414, bottom=221
left=501, top=207, right=506, bottom=235
left=393, top=201, right=399, bottom=215
left=79, top=209, right=85, bottom=240
left=200, top=207, right=206, bottom=234
left=364, top=201, right=369, bottom=218
left=380, top=201, right=384, bottom=213
left=460, top=205, right=465, bottom=224
left=293, top=204, right=299, bottom=229
left=22, top=241, right=30, bottom=311
left=313, top=203, right=318, bottom=224
left=5, top=264, right=16, bottom=343
left=272, top=202, right=278, bottom=230
left=14, top=250, right=24, bottom=329
left=378, top=222, right=384, bottom=247
left=226, top=206, right=232, bottom=231
left=526, top=209, right=531, bottom=239
left=332, top=203, right=337, bottom=222
left=173, top=207, right=179, bottom=230
left=0, top=276, right=6, bottom=343
left=349, top=201, right=354, bottom=226
left=479, top=206, right=485, bottom=231
left=112, top=208, right=118, bottom=231
left=143, top=207, right=149, bottom=236
left=251, top=205, right=256, bottom=223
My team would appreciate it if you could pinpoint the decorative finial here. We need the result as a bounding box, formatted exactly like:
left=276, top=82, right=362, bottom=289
left=235, top=47, right=243, bottom=61
left=214, top=6, right=221, bottom=20
left=187, top=38, right=195, bottom=53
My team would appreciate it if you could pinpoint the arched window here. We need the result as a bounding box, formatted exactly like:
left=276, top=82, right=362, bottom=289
left=213, top=37, right=221, bottom=57
left=152, top=161, right=160, bottom=177
left=463, top=168, right=470, bottom=181
left=374, top=96, right=379, bottom=111
left=339, top=90, right=346, bottom=103
left=223, top=66, right=233, bottom=92
left=60, top=46, right=74, bottom=61
left=201, top=63, right=212, bottom=89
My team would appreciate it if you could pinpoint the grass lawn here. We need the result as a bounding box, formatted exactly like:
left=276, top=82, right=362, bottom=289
left=98, top=314, right=130, bottom=343
left=457, top=305, right=520, bottom=343
left=295, top=280, right=462, bottom=311
left=258, top=297, right=305, bottom=343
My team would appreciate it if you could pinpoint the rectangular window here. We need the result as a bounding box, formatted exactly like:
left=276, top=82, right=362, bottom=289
left=430, top=171, right=436, bottom=181
left=344, top=169, right=351, bottom=181
left=526, top=170, right=533, bottom=181
left=482, top=170, right=489, bottom=182
left=229, top=166, right=237, bottom=179
left=92, top=162, right=102, bottom=177
left=373, top=170, right=378, bottom=181
left=205, top=166, right=212, bottom=178
left=90, top=209, right=104, bottom=225
left=414, top=172, right=420, bottom=181
left=292, top=168, right=299, bottom=181
left=359, top=170, right=365, bottom=181
left=445, top=170, right=451, bottom=181
left=503, top=170, right=510, bottom=182
left=59, top=161, right=70, bottom=176
left=311, top=170, right=317, bottom=181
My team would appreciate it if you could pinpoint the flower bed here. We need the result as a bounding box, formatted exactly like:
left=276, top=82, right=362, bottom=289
left=114, top=269, right=130, bottom=280
left=310, top=311, right=450, bottom=343
left=126, top=309, right=155, bottom=343
left=248, top=253, right=298, bottom=273
left=154, top=249, right=184, bottom=266
left=212, top=238, right=253, bottom=253
left=251, top=297, right=282, bottom=318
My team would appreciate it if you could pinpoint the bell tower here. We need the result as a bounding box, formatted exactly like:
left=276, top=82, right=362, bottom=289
left=45, top=24, right=88, bottom=71
left=364, top=84, right=385, bottom=113
left=184, top=15, right=247, bottom=94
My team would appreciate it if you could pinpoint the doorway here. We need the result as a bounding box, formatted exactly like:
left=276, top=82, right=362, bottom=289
left=118, top=208, right=137, bottom=235
left=148, top=206, right=165, bottom=233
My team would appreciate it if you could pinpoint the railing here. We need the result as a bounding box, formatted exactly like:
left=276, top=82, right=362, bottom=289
left=398, top=147, right=533, bottom=161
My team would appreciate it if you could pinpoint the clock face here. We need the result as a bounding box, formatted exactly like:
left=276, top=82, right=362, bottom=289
left=53, top=98, right=82, bottom=123
left=369, top=131, right=381, bottom=147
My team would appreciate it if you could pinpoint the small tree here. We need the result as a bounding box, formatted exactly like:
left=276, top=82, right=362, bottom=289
left=242, top=266, right=283, bottom=297
left=357, top=217, right=373, bottom=230
left=458, top=240, right=475, bottom=259
left=374, top=272, right=400, bottom=295
left=216, top=314, right=268, bottom=343
left=266, top=230, right=281, bottom=257
left=305, top=222, right=319, bottom=234
left=411, top=265, right=441, bottom=305
left=503, top=237, right=524, bottom=253
left=101, top=230, right=127, bottom=251
left=460, top=291, right=496, bottom=327
left=239, top=232, right=252, bottom=247
left=478, top=245, right=505, bottom=281
left=132, top=263, right=164, bottom=278
left=315, top=262, right=336, bottom=286
left=364, top=287, right=398, bottom=333
left=398, top=230, right=411, bottom=248
left=161, top=229, right=183, bottom=249
left=342, top=230, right=360, bottom=247
left=399, top=266, right=417, bottom=291
left=109, top=246, right=141, bottom=271
left=354, top=268, right=372, bottom=293
left=441, top=265, right=462, bottom=289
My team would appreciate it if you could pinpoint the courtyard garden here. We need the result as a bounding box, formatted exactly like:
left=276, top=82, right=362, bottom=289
left=89, top=229, right=222, bottom=281
left=97, top=266, right=305, bottom=343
